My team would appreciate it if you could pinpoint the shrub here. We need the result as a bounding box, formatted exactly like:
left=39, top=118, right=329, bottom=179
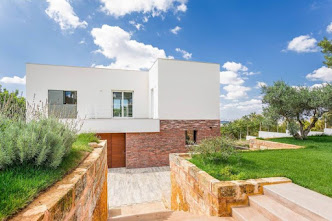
left=190, top=136, right=237, bottom=162
left=0, top=116, right=77, bottom=169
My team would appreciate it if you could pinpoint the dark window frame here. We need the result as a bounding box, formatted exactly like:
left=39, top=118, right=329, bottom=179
left=185, top=130, right=197, bottom=145
left=63, top=91, right=77, bottom=105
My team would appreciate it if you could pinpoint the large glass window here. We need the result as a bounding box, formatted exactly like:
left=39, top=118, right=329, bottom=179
left=113, top=91, right=133, bottom=117
left=48, top=90, right=77, bottom=118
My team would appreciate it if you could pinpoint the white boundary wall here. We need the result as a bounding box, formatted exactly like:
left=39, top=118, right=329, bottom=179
left=258, top=130, right=326, bottom=139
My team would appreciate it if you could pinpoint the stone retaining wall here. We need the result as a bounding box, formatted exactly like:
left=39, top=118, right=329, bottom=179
left=249, top=139, right=303, bottom=150
left=170, top=153, right=291, bottom=217
left=11, top=141, right=108, bottom=221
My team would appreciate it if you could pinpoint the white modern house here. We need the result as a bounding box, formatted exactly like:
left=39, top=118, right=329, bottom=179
left=26, top=59, right=220, bottom=168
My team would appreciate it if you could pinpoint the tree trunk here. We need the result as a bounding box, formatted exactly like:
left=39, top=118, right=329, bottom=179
left=302, top=117, right=319, bottom=139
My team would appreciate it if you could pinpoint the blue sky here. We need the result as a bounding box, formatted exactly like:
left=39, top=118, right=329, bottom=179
left=0, top=0, right=332, bottom=120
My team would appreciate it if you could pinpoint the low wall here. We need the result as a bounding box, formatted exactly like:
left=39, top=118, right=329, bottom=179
left=11, top=141, right=108, bottom=221
left=249, top=139, right=303, bottom=150
left=258, top=131, right=291, bottom=138
left=170, top=153, right=291, bottom=217
left=325, top=128, right=332, bottom=135
left=258, top=130, right=325, bottom=139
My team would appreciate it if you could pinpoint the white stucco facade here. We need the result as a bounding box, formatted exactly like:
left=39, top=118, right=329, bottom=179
left=26, top=59, right=220, bottom=133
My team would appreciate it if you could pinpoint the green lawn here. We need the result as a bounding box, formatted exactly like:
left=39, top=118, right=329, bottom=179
left=0, top=133, right=98, bottom=220
left=190, top=136, right=332, bottom=197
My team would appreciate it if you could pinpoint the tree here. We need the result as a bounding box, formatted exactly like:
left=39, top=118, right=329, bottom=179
left=0, top=85, right=26, bottom=120
left=262, top=81, right=332, bottom=140
left=318, top=37, right=332, bottom=67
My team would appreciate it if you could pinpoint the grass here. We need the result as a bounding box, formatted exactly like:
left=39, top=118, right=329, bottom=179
left=0, top=133, right=98, bottom=220
left=190, top=136, right=332, bottom=197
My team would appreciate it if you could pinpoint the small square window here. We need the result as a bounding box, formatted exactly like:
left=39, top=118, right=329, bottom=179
left=63, top=91, right=77, bottom=104
left=185, top=130, right=197, bottom=145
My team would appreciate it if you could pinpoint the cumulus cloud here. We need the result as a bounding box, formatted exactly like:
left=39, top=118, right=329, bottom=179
left=175, top=48, right=192, bottom=60
left=0, top=75, right=26, bottom=85
left=306, top=66, right=332, bottom=82
left=220, top=71, right=244, bottom=85
left=220, top=62, right=249, bottom=85
left=222, top=85, right=251, bottom=100
left=222, top=62, right=248, bottom=72
left=170, top=26, right=181, bottom=34
left=45, top=0, right=87, bottom=30
left=177, top=3, right=187, bottom=12
left=327, top=22, right=332, bottom=33
left=91, top=25, right=170, bottom=70
left=100, top=0, right=188, bottom=17
left=286, top=35, right=318, bottom=53
left=220, top=99, right=262, bottom=120
left=255, top=81, right=267, bottom=89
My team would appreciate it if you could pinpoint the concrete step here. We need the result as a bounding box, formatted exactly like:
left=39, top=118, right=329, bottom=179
left=232, top=206, right=269, bottom=221
left=109, top=211, right=235, bottom=221
left=264, top=183, right=332, bottom=221
left=249, top=195, right=310, bottom=221
left=109, top=201, right=167, bottom=218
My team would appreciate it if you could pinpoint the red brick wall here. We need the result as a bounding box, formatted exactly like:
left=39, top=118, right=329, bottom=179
left=126, top=120, right=220, bottom=168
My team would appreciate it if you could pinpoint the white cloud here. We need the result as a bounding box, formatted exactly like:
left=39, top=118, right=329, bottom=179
left=220, top=99, right=262, bottom=120
left=286, top=35, right=318, bottom=53
left=255, top=81, right=267, bottom=89
left=100, top=0, right=188, bottom=17
left=0, top=75, right=26, bottom=85
left=222, top=85, right=251, bottom=100
left=91, top=25, right=170, bottom=70
left=327, top=22, right=332, bottom=33
left=175, top=48, right=192, bottom=60
left=222, top=61, right=248, bottom=72
left=220, top=61, right=249, bottom=85
left=129, top=20, right=143, bottom=30
left=220, top=71, right=244, bottom=85
left=177, top=3, right=187, bottom=12
left=243, top=71, right=259, bottom=76
left=306, top=66, right=332, bottom=82
left=311, top=83, right=328, bottom=88
left=79, top=39, right=86, bottom=44
left=45, top=0, right=87, bottom=30
left=170, top=26, right=181, bottom=34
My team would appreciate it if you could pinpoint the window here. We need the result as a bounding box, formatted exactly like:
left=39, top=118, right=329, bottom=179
left=48, top=90, right=77, bottom=118
left=113, top=91, right=133, bottom=117
left=64, top=91, right=77, bottom=104
left=185, top=130, right=197, bottom=145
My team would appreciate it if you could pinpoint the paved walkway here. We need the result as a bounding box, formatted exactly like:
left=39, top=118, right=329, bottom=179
left=107, top=166, right=171, bottom=208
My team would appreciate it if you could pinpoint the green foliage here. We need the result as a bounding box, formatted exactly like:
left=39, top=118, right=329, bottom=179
left=190, top=136, right=332, bottom=197
left=262, top=81, right=332, bottom=139
left=318, top=37, right=332, bottom=67
left=190, top=136, right=237, bottom=162
left=0, top=116, right=77, bottom=169
left=0, top=133, right=96, bottom=220
left=0, top=85, right=26, bottom=120
left=72, top=133, right=99, bottom=152
left=221, top=112, right=285, bottom=139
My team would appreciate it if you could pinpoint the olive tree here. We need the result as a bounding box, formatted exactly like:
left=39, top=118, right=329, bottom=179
left=318, top=37, right=332, bottom=67
left=262, top=81, right=332, bottom=140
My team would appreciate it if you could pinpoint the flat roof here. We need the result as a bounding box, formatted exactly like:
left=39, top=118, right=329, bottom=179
left=27, top=58, right=220, bottom=72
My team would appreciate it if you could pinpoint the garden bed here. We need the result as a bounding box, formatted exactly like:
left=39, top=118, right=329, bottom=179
left=190, top=135, right=332, bottom=198
left=0, top=133, right=98, bottom=220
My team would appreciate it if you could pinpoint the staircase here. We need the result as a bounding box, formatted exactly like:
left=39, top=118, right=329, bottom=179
left=109, top=183, right=332, bottom=221
left=232, top=183, right=332, bottom=221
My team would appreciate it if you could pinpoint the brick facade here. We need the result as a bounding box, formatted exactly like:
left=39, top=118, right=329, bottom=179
left=126, top=120, right=220, bottom=168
